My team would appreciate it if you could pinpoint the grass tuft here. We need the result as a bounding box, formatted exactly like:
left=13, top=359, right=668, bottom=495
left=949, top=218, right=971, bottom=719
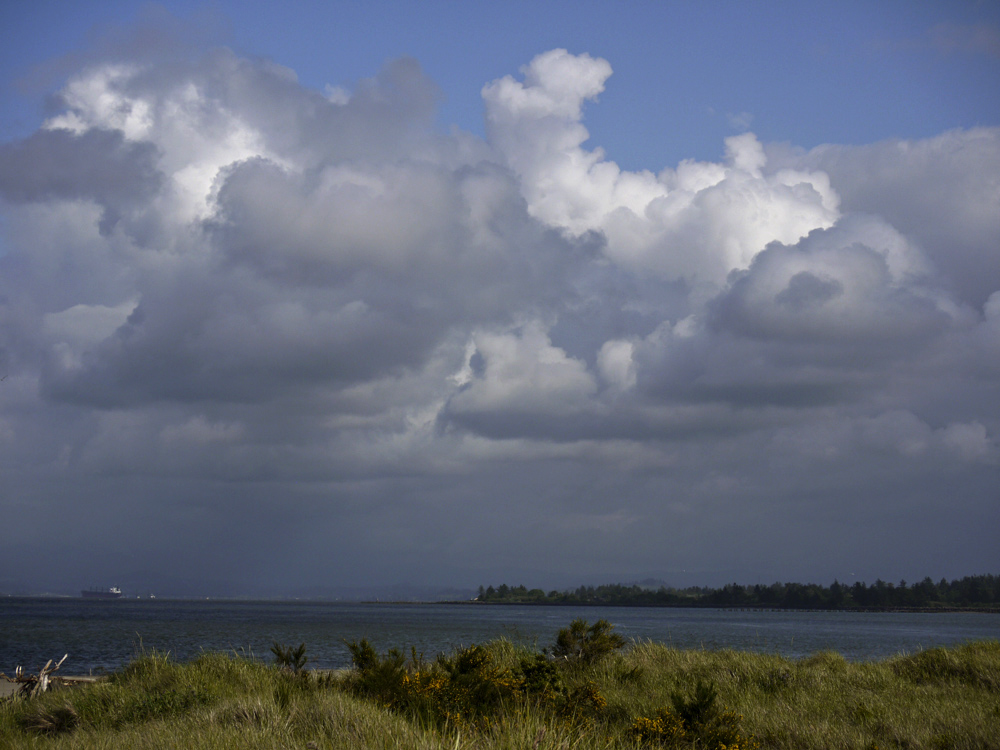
left=890, top=640, right=1000, bottom=689
left=17, top=701, right=79, bottom=735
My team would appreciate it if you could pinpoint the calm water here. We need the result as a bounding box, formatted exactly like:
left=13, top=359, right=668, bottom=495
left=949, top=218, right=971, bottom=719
left=1, top=598, right=997, bottom=675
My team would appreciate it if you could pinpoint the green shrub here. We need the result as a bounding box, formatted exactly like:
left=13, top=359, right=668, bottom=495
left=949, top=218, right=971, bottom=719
left=551, top=618, right=626, bottom=665
left=630, top=708, right=688, bottom=746
left=345, top=639, right=520, bottom=729
left=343, top=636, right=613, bottom=732
left=432, top=644, right=521, bottom=726
left=518, top=652, right=563, bottom=698
left=345, top=639, right=409, bottom=708
left=631, top=680, right=758, bottom=749
left=270, top=641, right=308, bottom=674
left=671, top=678, right=719, bottom=728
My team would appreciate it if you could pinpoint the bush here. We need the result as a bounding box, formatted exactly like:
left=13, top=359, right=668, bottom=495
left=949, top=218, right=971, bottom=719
left=343, top=636, right=613, bottom=731
left=270, top=642, right=308, bottom=674
left=671, top=679, right=719, bottom=728
left=345, top=639, right=523, bottom=728
left=631, top=708, right=687, bottom=745
left=632, top=679, right=758, bottom=749
left=551, top=618, right=626, bottom=665
left=432, top=644, right=520, bottom=726
left=518, top=652, right=563, bottom=698
left=345, top=639, right=409, bottom=708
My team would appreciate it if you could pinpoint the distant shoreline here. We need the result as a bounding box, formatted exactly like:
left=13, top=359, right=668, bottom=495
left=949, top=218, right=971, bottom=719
left=443, top=601, right=1000, bottom=614
left=3, top=595, right=998, bottom=613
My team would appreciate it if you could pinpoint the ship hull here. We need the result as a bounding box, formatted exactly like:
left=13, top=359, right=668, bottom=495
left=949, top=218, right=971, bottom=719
left=81, top=589, right=123, bottom=599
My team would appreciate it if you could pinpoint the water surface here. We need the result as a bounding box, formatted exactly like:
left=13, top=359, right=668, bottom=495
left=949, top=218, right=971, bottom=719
left=1, top=598, right=997, bottom=675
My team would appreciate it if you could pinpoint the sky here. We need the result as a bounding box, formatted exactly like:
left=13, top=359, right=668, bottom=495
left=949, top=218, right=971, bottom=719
left=1, top=1, right=998, bottom=598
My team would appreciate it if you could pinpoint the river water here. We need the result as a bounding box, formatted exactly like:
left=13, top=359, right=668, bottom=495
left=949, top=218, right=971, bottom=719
left=1, top=598, right=997, bottom=675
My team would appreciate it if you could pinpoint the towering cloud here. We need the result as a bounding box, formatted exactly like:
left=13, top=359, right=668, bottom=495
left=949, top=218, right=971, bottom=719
left=483, top=50, right=840, bottom=283
left=0, top=46, right=996, bottom=594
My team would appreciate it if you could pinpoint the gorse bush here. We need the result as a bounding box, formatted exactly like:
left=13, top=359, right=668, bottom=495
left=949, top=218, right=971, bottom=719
left=344, top=639, right=409, bottom=708
left=345, top=638, right=575, bottom=730
left=631, top=679, right=758, bottom=749
left=432, top=644, right=519, bottom=724
left=342, top=623, right=627, bottom=732
left=631, top=708, right=757, bottom=749
left=631, top=708, right=688, bottom=746
left=518, top=652, right=563, bottom=697
left=551, top=618, right=627, bottom=665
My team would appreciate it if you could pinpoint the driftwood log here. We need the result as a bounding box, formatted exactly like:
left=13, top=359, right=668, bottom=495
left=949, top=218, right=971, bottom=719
left=0, top=654, right=69, bottom=698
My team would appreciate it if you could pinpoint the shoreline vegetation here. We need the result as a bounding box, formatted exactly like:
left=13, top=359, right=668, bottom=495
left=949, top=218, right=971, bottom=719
left=2, top=619, right=999, bottom=749
left=469, top=574, right=1000, bottom=612
left=4, top=574, right=998, bottom=610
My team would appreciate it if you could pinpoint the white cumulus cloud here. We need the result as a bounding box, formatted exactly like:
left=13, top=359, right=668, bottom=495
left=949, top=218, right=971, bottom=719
left=0, top=40, right=997, bottom=594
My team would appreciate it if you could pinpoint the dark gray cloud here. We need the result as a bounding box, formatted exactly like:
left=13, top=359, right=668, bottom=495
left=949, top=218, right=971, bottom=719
left=0, top=45, right=997, bottom=597
left=0, top=127, right=160, bottom=205
left=0, top=127, right=162, bottom=233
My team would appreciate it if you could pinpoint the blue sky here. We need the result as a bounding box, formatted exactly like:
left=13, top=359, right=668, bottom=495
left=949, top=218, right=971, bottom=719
left=0, top=1, right=998, bottom=597
left=3, top=1, right=999, bottom=168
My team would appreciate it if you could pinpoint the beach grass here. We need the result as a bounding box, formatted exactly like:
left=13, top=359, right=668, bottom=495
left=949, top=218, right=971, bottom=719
left=2, top=635, right=998, bottom=749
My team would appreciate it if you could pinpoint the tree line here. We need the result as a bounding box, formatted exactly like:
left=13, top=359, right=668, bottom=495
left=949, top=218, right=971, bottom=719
left=474, top=574, right=1000, bottom=610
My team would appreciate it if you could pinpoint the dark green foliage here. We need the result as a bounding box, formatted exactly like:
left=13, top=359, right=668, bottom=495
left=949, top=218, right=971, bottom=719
left=518, top=652, right=563, bottom=696
left=270, top=641, right=308, bottom=673
left=476, top=573, right=1000, bottom=609
left=434, top=644, right=517, bottom=722
left=633, top=680, right=751, bottom=748
left=345, top=639, right=512, bottom=727
left=438, top=643, right=492, bottom=678
left=561, top=681, right=607, bottom=721
left=671, top=679, right=719, bottom=728
left=343, top=635, right=614, bottom=730
left=552, top=618, right=627, bottom=665
left=437, top=645, right=500, bottom=705
left=345, top=639, right=408, bottom=707
left=345, top=638, right=381, bottom=674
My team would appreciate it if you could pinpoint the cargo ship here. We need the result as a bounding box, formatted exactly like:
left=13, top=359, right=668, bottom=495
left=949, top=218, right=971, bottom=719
left=81, top=586, right=123, bottom=599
